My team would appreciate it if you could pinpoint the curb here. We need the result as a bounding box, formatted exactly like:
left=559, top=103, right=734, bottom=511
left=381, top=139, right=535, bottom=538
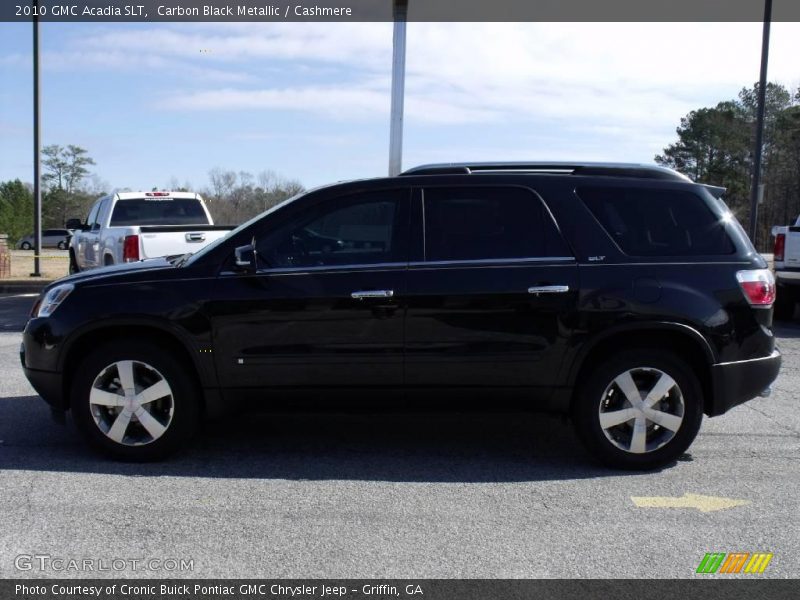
left=0, top=281, right=51, bottom=294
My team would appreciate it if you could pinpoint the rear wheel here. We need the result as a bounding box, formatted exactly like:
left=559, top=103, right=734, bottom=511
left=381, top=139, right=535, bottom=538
left=21, top=241, right=31, bottom=250
left=572, top=350, right=703, bottom=470
left=57, top=241, right=67, bottom=250
left=774, top=285, right=796, bottom=321
left=71, top=341, right=200, bottom=460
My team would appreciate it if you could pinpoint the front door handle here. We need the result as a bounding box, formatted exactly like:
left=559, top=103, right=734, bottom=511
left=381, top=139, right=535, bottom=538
left=528, top=285, right=570, bottom=295
left=351, top=290, right=394, bottom=299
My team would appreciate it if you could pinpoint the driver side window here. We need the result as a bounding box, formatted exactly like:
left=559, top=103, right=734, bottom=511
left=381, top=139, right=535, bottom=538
left=259, top=189, right=407, bottom=269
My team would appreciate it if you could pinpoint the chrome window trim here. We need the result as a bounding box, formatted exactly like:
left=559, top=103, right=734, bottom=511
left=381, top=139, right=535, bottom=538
left=220, top=262, right=409, bottom=277
left=409, top=256, right=575, bottom=268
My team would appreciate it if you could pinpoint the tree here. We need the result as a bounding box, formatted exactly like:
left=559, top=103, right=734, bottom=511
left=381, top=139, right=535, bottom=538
left=0, top=180, right=34, bottom=244
left=657, top=82, right=800, bottom=250
left=40, top=144, right=97, bottom=227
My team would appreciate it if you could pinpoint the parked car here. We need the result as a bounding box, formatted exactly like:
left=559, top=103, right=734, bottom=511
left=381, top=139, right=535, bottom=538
left=21, top=162, right=781, bottom=468
left=16, top=229, right=71, bottom=250
left=771, top=216, right=800, bottom=320
left=66, top=191, right=233, bottom=273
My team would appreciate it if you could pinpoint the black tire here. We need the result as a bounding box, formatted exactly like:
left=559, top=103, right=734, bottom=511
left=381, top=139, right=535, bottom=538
left=104, top=255, right=114, bottom=266
left=70, top=341, right=200, bottom=461
left=774, top=285, right=795, bottom=321
left=57, top=241, right=67, bottom=250
left=572, top=350, right=703, bottom=470
left=21, top=241, right=31, bottom=250
left=68, top=251, right=79, bottom=274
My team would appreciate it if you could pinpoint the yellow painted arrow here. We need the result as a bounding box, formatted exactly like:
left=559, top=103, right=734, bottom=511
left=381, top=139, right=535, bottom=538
left=631, top=493, right=750, bottom=513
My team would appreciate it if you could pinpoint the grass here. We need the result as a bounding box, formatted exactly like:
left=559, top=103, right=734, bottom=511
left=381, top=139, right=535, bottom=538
left=3, top=250, right=69, bottom=282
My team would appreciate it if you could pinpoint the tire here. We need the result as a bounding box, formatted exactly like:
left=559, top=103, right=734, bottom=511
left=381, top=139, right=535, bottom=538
left=68, top=251, right=79, bottom=274
left=21, top=241, right=31, bottom=250
left=57, top=241, right=67, bottom=250
left=572, top=350, right=703, bottom=470
left=104, top=255, right=114, bottom=267
left=70, top=341, right=200, bottom=461
left=774, top=285, right=795, bottom=321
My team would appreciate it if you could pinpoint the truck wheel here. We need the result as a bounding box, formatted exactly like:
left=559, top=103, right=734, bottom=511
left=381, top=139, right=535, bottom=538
left=68, top=251, right=80, bottom=274
left=70, top=341, right=200, bottom=461
left=774, top=285, right=795, bottom=321
left=572, top=350, right=703, bottom=470
left=104, top=255, right=114, bottom=267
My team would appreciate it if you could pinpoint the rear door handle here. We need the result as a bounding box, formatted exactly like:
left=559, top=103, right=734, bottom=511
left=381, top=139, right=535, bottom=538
left=351, top=290, right=394, bottom=299
left=528, top=285, right=570, bottom=295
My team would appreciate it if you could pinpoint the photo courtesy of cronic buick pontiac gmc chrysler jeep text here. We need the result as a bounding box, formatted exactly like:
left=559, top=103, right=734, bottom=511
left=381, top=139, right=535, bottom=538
left=20, top=163, right=781, bottom=469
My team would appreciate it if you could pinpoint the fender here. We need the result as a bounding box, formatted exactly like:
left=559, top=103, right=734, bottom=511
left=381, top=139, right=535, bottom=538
left=57, top=315, right=219, bottom=389
left=562, top=320, right=717, bottom=388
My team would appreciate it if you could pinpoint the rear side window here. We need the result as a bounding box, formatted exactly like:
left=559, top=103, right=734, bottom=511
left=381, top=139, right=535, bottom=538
left=423, top=186, right=571, bottom=261
left=577, top=187, right=735, bottom=256
left=110, top=199, right=209, bottom=226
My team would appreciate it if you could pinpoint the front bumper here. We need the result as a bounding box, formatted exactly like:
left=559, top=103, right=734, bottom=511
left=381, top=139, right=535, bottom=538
left=20, top=335, right=65, bottom=410
left=709, top=349, right=781, bottom=416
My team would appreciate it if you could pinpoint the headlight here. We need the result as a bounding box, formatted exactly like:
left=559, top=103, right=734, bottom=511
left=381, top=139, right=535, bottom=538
left=36, top=284, right=74, bottom=318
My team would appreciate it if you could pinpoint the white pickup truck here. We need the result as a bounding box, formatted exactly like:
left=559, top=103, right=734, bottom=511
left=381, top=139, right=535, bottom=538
left=772, top=215, right=800, bottom=319
left=67, top=191, right=233, bottom=273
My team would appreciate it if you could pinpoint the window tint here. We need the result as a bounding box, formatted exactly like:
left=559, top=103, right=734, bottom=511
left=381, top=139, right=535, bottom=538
left=260, top=190, right=406, bottom=268
left=423, top=186, right=570, bottom=262
left=577, top=187, right=735, bottom=256
left=109, top=199, right=209, bottom=226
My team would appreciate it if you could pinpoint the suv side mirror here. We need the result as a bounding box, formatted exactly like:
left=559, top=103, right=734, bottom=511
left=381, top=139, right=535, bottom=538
left=234, top=244, right=257, bottom=273
left=65, top=218, right=83, bottom=231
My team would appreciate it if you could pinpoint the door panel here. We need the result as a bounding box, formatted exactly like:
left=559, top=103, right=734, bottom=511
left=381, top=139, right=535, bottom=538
left=405, top=260, right=578, bottom=389
left=211, top=266, right=405, bottom=388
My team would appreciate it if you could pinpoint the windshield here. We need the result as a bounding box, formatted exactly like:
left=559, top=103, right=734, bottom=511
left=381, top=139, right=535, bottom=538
left=183, top=191, right=306, bottom=266
left=110, top=198, right=210, bottom=226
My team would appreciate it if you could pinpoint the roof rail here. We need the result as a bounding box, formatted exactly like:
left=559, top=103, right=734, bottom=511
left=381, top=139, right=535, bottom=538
left=400, top=162, right=691, bottom=182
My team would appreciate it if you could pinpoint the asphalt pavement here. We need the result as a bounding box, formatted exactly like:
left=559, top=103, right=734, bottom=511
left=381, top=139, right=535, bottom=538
left=0, top=293, right=798, bottom=579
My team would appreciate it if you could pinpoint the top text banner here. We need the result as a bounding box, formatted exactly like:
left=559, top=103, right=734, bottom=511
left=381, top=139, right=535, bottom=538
left=4, top=0, right=800, bottom=22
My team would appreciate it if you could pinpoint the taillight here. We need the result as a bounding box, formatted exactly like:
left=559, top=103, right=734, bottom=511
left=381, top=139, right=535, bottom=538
left=123, top=235, right=140, bottom=262
left=774, top=233, right=785, bottom=262
left=736, top=269, right=776, bottom=306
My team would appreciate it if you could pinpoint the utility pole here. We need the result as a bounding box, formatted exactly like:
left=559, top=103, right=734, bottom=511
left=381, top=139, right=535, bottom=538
left=388, top=0, right=408, bottom=177
left=748, top=0, right=773, bottom=247
left=31, top=0, right=42, bottom=277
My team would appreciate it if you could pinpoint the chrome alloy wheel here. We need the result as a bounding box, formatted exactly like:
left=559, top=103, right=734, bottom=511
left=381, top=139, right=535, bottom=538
left=89, top=360, right=174, bottom=446
left=598, top=367, right=685, bottom=454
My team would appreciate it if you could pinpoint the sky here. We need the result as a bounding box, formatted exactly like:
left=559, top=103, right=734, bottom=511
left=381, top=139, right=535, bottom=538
left=2, top=21, right=800, bottom=192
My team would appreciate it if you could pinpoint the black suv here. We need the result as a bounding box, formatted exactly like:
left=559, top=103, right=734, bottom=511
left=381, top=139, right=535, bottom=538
left=21, top=162, right=781, bottom=469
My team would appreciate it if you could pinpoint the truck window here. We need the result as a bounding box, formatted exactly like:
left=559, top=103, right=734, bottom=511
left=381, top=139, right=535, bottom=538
left=109, top=199, right=210, bottom=226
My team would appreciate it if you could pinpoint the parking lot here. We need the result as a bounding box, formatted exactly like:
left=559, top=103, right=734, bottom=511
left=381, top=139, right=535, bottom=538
left=0, top=292, right=798, bottom=579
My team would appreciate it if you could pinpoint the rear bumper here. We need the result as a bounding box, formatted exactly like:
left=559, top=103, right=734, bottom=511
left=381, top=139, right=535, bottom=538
left=709, top=349, right=781, bottom=416
left=775, top=268, right=800, bottom=285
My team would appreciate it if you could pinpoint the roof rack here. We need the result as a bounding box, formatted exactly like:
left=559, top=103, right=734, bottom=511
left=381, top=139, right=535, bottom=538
left=400, top=162, right=692, bottom=182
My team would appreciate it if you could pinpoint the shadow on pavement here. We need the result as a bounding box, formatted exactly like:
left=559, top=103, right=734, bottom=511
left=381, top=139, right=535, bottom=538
left=0, top=394, right=646, bottom=482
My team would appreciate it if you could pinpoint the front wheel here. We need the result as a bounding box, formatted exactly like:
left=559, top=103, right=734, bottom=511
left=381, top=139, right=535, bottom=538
left=21, top=241, right=31, bottom=250
left=572, top=350, right=703, bottom=470
left=68, top=251, right=79, bottom=274
left=71, top=341, right=200, bottom=460
left=57, top=241, right=67, bottom=250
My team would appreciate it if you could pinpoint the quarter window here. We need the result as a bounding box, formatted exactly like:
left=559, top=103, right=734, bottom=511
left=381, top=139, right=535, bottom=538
left=577, top=187, right=735, bottom=256
left=422, top=186, right=570, bottom=262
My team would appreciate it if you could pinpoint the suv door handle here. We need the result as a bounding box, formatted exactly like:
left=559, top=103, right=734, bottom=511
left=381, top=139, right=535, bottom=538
left=528, top=285, right=570, bottom=295
left=351, top=290, right=394, bottom=299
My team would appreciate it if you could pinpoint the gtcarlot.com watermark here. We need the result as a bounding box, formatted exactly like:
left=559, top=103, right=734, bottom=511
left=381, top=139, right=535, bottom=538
left=15, top=554, right=193, bottom=573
